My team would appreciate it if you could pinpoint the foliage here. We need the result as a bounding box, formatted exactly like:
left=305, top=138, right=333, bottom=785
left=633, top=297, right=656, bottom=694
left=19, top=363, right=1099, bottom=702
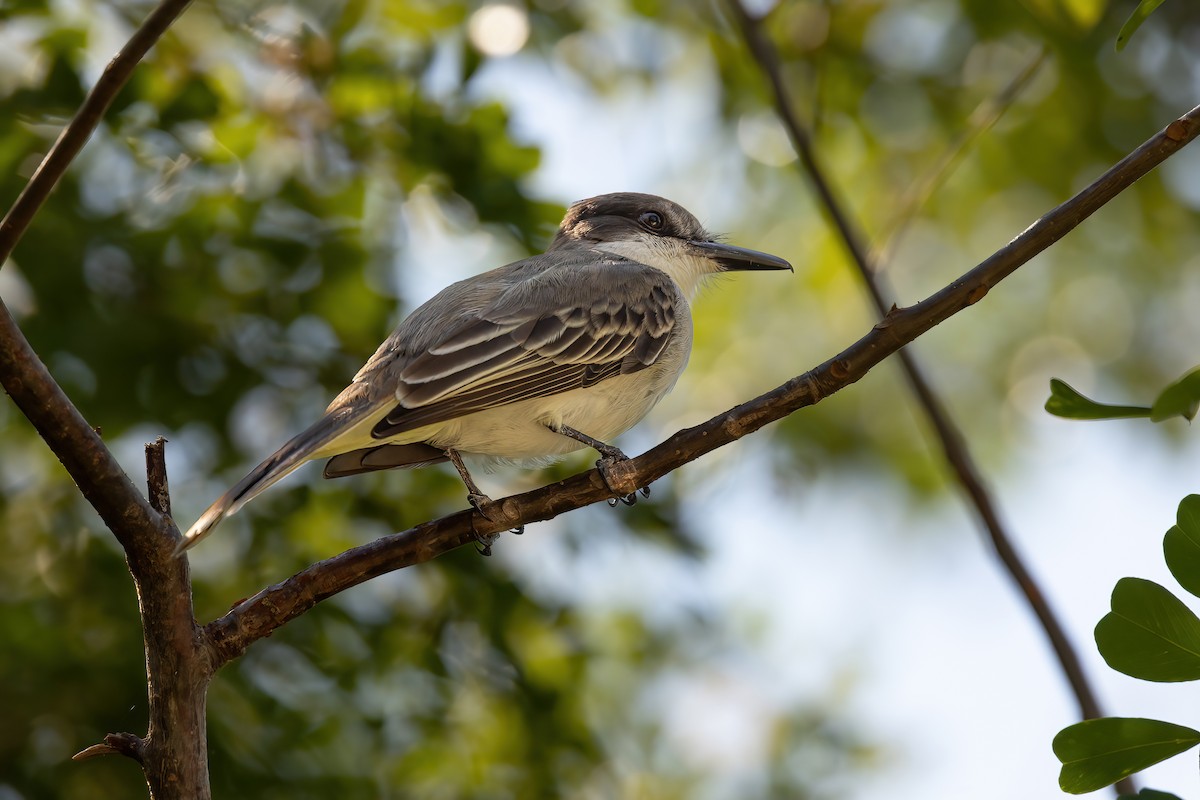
left=1046, top=368, right=1200, bottom=422
left=1117, top=0, right=1170, bottom=50
left=1054, top=717, right=1198, bottom=795
left=1053, top=496, right=1200, bottom=794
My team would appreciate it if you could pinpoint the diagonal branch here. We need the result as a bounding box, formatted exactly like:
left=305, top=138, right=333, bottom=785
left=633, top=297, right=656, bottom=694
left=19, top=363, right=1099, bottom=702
left=0, top=0, right=195, bottom=267
left=724, top=0, right=1110, bottom=729
left=205, top=102, right=1200, bottom=667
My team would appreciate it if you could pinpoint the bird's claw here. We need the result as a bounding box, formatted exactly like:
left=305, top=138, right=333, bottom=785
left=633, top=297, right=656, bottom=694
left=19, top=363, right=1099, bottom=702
left=467, top=492, right=496, bottom=518
left=474, top=531, right=499, bottom=556
left=466, top=493, right=523, bottom=553
left=467, top=493, right=501, bottom=555
left=596, top=453, right=648, bottom=506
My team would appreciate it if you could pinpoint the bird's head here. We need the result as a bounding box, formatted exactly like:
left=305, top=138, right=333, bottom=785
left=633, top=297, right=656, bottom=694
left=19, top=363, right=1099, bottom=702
left=549, top=192, right=792, bottom=297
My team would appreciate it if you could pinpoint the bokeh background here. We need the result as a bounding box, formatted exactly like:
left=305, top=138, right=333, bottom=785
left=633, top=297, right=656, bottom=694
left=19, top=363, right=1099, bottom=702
left=3, top=0, right=1200, bottom=797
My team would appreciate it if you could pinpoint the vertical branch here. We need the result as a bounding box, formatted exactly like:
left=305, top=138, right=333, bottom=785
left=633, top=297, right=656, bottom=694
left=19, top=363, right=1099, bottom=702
left=134, top=440, right=211, bottom=799
left=725, top=0, right=1112, bottom=736
left=138, top=438, right=210, bottom=798
left=0, top=1, right=212, bottom=797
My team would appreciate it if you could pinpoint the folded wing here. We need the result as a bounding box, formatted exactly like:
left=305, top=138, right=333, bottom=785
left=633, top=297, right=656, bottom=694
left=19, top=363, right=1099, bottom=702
left=373, top=257, right=679, bottom=439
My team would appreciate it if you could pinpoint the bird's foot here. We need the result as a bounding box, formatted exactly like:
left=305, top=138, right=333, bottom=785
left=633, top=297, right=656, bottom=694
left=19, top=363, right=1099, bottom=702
left=548, top=425, right=649, bottom=506
left=596, top=451, right=649, bottom=506
left=467, top=492, right=496, bottom=517
left=467, top=493, right=500, bottom=555
left=473, top=531, right=499, bottom=557
left=606, top=485, right=652, bottom=507
left=466, top=493, right=523, bottom=555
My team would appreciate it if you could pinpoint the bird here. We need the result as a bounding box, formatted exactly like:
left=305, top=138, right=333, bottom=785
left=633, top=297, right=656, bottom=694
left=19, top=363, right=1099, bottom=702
left=179, top=192, right=791, bottom=552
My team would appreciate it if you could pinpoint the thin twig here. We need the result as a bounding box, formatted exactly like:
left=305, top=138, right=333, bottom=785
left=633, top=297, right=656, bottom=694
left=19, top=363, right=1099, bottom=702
left=874, top=46, right=1048, bottom=266
left=725, top=0, right=1110, bottom=733
left=205, top=102, right=1200, bottom=665
left=0, top=0, right=195, bottom=266
left=72, top=732, right=146, bottom=764
left=146, top=436, right=172, bottom=517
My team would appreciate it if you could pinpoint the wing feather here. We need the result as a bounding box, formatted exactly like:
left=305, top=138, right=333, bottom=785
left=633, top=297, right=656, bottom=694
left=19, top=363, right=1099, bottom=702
left=372, top=258, right=679, bottom=440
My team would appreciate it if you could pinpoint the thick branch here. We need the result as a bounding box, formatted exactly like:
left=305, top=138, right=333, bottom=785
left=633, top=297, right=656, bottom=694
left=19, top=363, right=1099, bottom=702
left=726, top=0, right=1106, bottom=728
left=0, top=1, right=208, bottom=797
left=206, top=103, right=1200, bottom=666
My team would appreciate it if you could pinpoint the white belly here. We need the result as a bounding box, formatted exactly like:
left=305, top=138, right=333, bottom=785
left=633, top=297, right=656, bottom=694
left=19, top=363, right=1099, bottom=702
left=419, top=366, right=681, bottom=460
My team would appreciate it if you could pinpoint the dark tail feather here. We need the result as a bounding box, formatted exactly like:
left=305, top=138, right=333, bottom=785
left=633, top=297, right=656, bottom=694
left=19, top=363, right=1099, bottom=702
left=178, top=414, right=354, bottom=553
left=323, top=443, right=448, bottom=478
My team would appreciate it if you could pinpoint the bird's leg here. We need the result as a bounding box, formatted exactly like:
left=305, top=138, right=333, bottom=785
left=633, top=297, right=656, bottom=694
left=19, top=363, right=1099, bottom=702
left=444, top=449, right=522, bottom=554
left=551, top=424, right=648, bottom=505
left=445, top=448, right=493, bottom=511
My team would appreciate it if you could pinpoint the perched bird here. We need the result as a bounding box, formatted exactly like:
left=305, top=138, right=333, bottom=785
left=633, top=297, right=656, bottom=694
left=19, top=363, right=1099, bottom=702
left=180, top=192, right=791, bottom=551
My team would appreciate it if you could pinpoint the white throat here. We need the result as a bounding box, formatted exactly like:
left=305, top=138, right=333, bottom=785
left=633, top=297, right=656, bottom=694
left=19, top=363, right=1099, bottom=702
left=594, top=238, right=714, bottom=298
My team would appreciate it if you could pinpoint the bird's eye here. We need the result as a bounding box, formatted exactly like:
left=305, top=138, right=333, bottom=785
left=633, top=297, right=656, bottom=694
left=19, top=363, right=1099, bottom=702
left=639, top=211, right=664, bottom=232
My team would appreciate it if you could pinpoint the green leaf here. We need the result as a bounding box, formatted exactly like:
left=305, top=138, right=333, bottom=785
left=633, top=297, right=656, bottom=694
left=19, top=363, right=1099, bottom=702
left=1095, top=578, right=1200, bottom=681
left=1045, top=379, right=1152, bottom=420
left=1116, top=0, right=1168, bottom=51
left=1119, top=790, right=1187, bottom=800
left=1054, top=717, right=1200, bottom=794
left=1164, top=495, right=1200, bottom=599
left=1151, top=367, right=1200, bottom=422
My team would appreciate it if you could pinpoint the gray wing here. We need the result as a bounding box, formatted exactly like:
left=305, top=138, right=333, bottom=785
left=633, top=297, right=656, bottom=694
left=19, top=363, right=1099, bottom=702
left=371, top=257, right=679, bottom=439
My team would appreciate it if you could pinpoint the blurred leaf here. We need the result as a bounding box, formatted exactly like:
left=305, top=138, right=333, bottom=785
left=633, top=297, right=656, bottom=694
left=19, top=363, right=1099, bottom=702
left=1019, top=0, right=1107, bottom=32
left=1164, top=495, right=1200, bottom=598
left=158, top=76, right=221, bottom=128
left=1044, top=379, right=1151, bottom=420
left=11, top=50, right=85, bottom=114
left=1117, top=0, right=1168, bottom=50
left=1095, top=577, right=1200, bottom=681
left=1059, top=0, right=1108, bottom=29
left=1054, top=717, right=1200, bottom=794
left=1118, top=790, right=1188, bottom=800
left=1150, top=367, right=1200, bottom=422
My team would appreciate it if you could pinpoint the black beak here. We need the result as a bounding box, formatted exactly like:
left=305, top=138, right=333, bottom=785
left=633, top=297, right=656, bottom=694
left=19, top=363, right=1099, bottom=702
left=689, top=240, right=793, bottom=272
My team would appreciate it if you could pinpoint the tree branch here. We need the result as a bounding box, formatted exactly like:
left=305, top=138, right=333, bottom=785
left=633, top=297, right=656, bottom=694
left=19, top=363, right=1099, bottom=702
left=147, top=436, right=172, bottom=517
left=72, top=732, right=146, bottom=764
left=0, top=0, right=195, bottom=267
left=724, top=0, right=1111, bottom=732
left=0, top=1, right=209, bottom=797
left=206, top=102, right=1200, bottom=666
